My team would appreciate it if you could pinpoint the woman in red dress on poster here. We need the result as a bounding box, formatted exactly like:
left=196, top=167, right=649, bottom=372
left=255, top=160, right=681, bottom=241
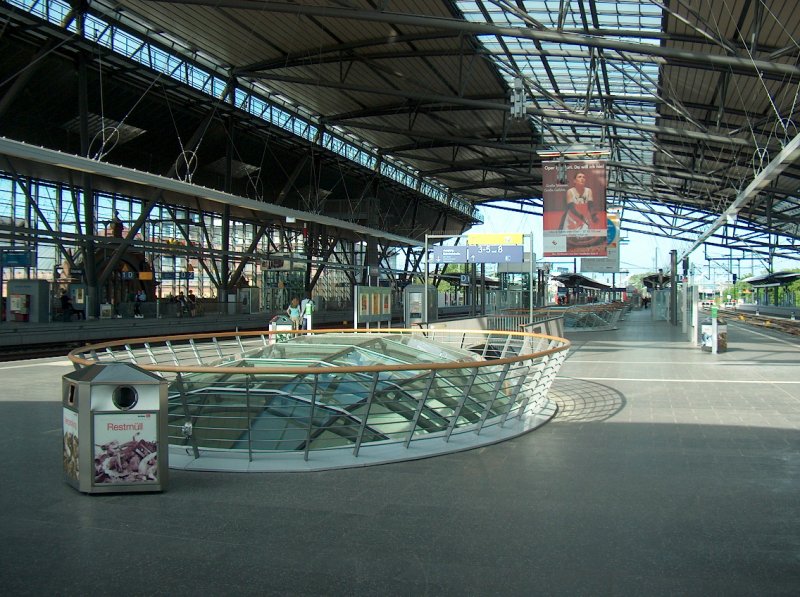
left=560, top=171, right=595, bottom=231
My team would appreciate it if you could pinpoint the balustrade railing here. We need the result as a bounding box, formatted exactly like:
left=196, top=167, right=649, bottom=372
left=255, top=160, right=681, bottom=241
left=68, top=328, right=570, bottom=471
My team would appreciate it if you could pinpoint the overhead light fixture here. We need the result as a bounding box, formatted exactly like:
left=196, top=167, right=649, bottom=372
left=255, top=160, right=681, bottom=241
left=285, top=216, right=296, bottom=224
left=538, top=146, right=611, bottom=158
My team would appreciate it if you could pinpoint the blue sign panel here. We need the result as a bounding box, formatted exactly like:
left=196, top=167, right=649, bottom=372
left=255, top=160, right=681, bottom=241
left=431, top=244, right=525, bottom=264
left=1, top=250, right=33, bottom=267
left=467, top=245, right=525, bottom=263
left=431, top=245, right=468, bottom=263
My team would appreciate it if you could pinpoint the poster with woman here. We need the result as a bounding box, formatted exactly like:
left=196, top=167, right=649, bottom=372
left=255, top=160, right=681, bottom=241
left=542, top=160, right=608, bottom=257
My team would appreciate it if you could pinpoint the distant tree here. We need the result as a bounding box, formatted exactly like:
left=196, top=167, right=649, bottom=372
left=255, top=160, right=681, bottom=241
left=436, top=263, right=468, bottom=293
left=627, top=272, right=654, bottom=291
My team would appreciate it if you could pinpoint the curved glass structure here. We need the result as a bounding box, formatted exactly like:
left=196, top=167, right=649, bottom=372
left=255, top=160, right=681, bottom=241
left=69, top=329, right=569, bottom=471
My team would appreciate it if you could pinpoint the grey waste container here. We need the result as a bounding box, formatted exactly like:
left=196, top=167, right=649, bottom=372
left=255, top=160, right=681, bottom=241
left=700, top=318, right=728, bottom=353
left=269, top=314, right=294, bottom=344
left=62, top=363, right=169, bottom=494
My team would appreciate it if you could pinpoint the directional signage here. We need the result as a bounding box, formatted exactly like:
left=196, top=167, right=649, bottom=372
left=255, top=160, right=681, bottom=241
left=431, top=246, right=468, bottom=263
left=468, top=245, right=524, bottom=263
left=1, top=249, right=33, bottom=267
left=162, top=271, right=194, bottom=280
left=431, top=245, right=525, bottom=264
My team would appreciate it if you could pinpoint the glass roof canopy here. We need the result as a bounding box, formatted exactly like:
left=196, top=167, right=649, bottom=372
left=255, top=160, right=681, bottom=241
left=456, top=0, right=663, bottom=206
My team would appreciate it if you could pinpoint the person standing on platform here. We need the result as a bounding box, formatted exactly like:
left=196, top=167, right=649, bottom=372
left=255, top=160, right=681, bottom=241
left=111, top=211, right=124, bottom=238
left=287, top=297, right=301, bottom=329
left=60, top=290, right=77, bottom=321
left=301, top=293, right=315, bottom=331
left=134, top=289, right=146, bottom=318
left=187, top=290, right=197, bottom=317
left=176, top=291, right=187, bottom=317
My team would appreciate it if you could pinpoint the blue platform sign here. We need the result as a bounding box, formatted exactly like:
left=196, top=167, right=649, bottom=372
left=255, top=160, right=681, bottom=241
left=431, top=245, right=468, bottom=263
left=467, top=245, right=524, bottom=263
left=1, top=249, right=33, bottom=267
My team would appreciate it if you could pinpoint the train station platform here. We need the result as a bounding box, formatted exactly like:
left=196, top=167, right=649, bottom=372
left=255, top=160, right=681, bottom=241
left=0, top=308, right=797, bottom=595
left=0, top=308, right=356, bottom=355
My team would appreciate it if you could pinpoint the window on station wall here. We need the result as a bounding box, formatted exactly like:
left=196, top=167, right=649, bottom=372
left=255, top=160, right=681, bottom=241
left=32, top=182, right=57, bottom=232
left=57, top=186, right=78, bottom=235
left=96, top=193, right=114, bottom=236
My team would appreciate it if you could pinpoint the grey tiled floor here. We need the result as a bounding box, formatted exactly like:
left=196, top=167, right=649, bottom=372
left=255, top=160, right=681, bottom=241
left=0, top=308, right=798, bottom=596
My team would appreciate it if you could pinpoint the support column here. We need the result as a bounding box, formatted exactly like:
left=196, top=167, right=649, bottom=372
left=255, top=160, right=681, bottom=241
left=78, top=51, right=98, bottom=317
left=669, top=249, right=678, bottom=326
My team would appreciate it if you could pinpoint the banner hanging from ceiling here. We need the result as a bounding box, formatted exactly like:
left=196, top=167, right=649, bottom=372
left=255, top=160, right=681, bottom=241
left=580, top=209, right=621, bottom=273
left=542, top=159, right=608, bottom=257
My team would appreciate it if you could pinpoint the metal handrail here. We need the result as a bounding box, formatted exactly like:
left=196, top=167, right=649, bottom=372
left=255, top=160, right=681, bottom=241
left=67, top=328, right=570, bottom=472
left=68, top=328, right=569, bottom=375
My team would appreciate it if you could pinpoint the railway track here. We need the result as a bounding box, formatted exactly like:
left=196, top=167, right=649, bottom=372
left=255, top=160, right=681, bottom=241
left=710, top=309, right=800, bottom=337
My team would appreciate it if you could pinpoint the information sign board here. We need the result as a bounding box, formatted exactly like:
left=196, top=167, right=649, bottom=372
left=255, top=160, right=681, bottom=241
left=1, top=249, right=33, bottom=267
left=431, top=245, right=524, bottom=264
left=431, top=246, right=468, bottom=263
left=467, top=245, right=524, bottom=263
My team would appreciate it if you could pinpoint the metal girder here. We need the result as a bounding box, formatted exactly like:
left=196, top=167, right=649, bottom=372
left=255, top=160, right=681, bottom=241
left=150, top=0, right=800, bottom=78
left=678, top=131, right=800, bottom=262
left=325, top=120, right=539, bottom=155
left=236, top=31, right=464, bottom=72
left=0, top=137, right=425, bottom=248
left=263, top=72, right=752, bottom=148
left=0, top=158, right=79, bottom=272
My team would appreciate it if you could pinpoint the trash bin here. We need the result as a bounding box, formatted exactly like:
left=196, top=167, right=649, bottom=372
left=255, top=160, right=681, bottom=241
left=62, top=363, right=169, bottom=494
left=269, top=314, right=294, bottom=344
left=700, top=318, right=728, bottom=353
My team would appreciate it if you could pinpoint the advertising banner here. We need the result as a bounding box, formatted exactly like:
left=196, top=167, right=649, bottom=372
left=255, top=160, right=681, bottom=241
left=581, top=209, right=621, bottom=273
left=542, top=160, right=608, bottom=257
left=354, top=286, right=393, bottom=324
left=63, top=408, right=79, bottom=482
left=93, top=412, right=159, bottom=485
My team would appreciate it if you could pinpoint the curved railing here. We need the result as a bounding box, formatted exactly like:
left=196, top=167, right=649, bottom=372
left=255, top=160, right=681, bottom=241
left=538, top=303, right=626, bottom=331
left=68, top=328, right=570, bottom=472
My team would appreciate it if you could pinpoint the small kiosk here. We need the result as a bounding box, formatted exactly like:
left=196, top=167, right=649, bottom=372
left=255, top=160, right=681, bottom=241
left=403, top=284, right=438, bottom=327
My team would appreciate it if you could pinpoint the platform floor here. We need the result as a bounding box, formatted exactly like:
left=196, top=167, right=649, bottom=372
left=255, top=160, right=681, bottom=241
left=0, top=308, right=798, bottom=596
